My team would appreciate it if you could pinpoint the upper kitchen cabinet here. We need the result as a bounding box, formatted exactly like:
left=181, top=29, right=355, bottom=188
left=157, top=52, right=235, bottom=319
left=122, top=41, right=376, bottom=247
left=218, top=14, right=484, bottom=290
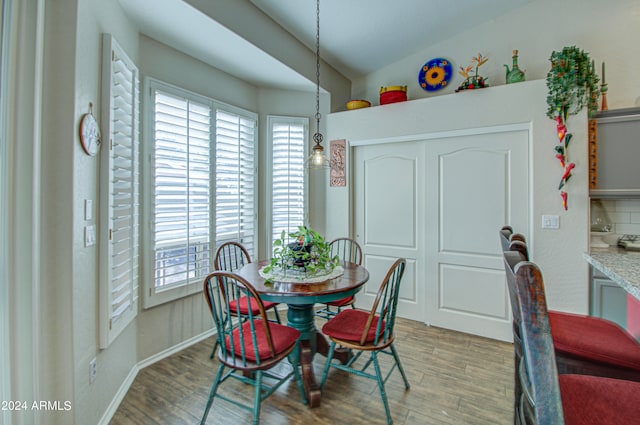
left=590, top=107, right=640, bottom=198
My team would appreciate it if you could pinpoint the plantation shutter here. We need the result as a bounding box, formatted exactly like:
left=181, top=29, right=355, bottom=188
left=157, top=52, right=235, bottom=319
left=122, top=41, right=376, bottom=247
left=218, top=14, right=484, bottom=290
left=142, top=79, right=258, bottom=307
left=270, top=117, right=307, bottom=244
left=215, top=109, right=257, bottom=256
left=100, top=34, right=140, bottom=348
left=152, top=91, right=211, bottom=291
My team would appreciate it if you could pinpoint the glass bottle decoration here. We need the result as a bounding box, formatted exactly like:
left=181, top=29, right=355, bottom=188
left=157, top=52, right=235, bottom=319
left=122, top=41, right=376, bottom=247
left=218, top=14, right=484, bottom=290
left=504, top=50, right=525, bottom=84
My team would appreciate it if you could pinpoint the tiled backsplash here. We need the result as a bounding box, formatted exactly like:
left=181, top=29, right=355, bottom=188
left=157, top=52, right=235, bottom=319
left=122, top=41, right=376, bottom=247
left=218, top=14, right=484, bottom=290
left=591, top=199, right=640, bottom=244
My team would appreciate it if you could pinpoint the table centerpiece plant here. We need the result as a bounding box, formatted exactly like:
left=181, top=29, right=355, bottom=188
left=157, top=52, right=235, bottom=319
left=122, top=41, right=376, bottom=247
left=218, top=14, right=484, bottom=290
left=263, top=226, right=339, bottom=279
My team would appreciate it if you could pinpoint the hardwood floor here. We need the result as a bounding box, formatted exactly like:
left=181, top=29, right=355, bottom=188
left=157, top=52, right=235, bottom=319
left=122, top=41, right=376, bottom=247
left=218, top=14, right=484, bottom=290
left=110, top=317, right=514, bottom=424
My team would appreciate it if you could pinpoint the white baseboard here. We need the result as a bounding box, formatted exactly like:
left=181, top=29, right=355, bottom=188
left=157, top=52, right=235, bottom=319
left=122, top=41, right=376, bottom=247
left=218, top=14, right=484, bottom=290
left=97, top=329, right=215, bottom=425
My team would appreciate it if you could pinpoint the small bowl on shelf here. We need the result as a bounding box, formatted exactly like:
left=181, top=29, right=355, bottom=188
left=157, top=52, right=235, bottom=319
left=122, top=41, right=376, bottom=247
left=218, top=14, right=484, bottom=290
left=346, top=99, right=371, bottom=110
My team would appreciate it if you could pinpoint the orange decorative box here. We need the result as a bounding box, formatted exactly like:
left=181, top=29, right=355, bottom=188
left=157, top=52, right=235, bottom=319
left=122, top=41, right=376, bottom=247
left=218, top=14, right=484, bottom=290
left=379, top=85, right=407, bottom=105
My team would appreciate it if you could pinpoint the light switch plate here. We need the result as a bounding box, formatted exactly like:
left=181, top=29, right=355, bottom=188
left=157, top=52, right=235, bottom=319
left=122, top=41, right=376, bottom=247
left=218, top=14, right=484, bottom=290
left=85, top=225, right=96, bottom=247
left=541, top=214, right=560, bottom=229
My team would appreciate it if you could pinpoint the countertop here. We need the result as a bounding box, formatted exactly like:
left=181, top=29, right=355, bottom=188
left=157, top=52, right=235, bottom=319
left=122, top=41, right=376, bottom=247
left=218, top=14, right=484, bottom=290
left=584, top=248, right=640, bottom=300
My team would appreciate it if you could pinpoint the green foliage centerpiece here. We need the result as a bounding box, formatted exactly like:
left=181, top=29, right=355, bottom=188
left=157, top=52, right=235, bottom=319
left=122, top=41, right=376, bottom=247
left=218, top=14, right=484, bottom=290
left=546, top=45, right=600, bottom=210
left=263, top=226, right=339, bottom=280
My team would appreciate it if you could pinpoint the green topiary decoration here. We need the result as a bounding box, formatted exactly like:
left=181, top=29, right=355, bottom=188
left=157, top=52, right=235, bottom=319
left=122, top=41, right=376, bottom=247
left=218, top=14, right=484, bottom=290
left=546, top=46, right=600, bottom=210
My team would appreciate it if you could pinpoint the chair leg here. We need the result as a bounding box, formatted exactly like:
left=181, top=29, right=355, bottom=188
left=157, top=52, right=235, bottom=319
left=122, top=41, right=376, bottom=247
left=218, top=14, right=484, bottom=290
left=200, top=363, right=225, bottom=425
left=320, top=341, right=337, bottom=389
left=371, top=352, right=393, bottom=425
left=390, top=344, right=410, bottom=389
left=252, top=370, right=263, bottom=425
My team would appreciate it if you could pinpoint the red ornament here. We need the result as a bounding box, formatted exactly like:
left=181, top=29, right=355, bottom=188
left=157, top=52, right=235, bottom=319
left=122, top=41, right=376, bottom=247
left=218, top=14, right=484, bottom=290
left=556, top=116, right=567, bottom=142
left=561, top=162, right=575, bottom=181
left=560, top=191, right=568, bottom=210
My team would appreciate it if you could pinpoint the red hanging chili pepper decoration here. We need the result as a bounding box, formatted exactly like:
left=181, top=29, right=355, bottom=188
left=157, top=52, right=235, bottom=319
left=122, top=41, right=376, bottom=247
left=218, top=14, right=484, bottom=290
left=561, top=162, right=575, bottom=181
left=560, top=191, right=568, bottom=210
left=556, top=116, right=567, bottom=142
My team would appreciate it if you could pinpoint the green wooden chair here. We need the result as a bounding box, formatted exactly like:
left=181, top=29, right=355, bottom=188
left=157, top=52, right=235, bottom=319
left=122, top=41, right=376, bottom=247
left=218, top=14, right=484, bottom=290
left=210, top=241, right=281, bottom=358
left=201, top=271, right=306, bottom=425
left=315, top=237, right=363, bottom=320
left=320, top=258, right=410, bottom=425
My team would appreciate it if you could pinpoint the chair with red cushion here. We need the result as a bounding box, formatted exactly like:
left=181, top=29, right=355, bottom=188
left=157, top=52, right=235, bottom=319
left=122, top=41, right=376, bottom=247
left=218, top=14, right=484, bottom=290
left=315, top=237, right=363, bottom=320
left=320, top=258, right=410, bottom=425
left=508, top=259, right=640, bottom=424
left=201, top=271, right=306, bottom=425
left=500, top=226, right=640, bottom=383
left=210, top=242, right=281, bottom=358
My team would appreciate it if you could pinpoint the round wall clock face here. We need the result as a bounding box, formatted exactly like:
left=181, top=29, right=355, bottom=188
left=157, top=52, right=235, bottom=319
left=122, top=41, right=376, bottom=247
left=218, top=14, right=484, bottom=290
left=80, top=112, right=101, bottom=156
left=418, top=58, right=453, bottom=92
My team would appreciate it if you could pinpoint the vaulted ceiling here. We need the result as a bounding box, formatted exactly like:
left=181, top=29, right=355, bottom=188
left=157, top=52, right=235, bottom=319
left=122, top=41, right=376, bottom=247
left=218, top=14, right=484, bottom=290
left=119, top=0, right=534, bottom=90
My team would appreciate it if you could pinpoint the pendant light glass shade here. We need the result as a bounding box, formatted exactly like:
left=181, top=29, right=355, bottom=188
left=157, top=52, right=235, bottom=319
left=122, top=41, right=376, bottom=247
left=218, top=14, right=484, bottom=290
left=307, top=140, right=329, bottom=169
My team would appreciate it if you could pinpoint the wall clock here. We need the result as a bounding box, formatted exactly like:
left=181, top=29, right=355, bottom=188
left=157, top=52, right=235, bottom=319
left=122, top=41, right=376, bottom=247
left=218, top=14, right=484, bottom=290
left=79, top=102, right=101, bottom=156
left=418, top=58, right=453, bottom=92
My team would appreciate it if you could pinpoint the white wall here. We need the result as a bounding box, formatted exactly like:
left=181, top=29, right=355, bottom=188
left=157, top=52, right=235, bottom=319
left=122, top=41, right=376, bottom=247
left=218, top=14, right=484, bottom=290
left=352, top=0, right=640, bottom=111
left=327, top=80, right=589, bottom=316
left=27, top=2, right=336, bottom=423
left=40, top=0, right=141, bottom=423
left=10, top=0, right=640, bottom=422
left=333, top=0, right=640, bottom=315
left=183, top=0, right=351, bottom=112
left=6, top=1, right=44, bottom=424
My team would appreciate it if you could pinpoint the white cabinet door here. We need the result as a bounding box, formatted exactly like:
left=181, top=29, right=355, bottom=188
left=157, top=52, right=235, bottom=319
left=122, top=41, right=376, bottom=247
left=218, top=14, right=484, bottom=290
left=424, top=129, right=528, bottom=341
left=354, top=128, right=528, bottom=341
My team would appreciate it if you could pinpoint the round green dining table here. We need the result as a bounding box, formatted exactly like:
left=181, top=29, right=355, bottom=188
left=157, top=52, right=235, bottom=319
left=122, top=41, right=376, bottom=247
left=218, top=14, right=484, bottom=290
left=234, top=260, right=369, bottom=407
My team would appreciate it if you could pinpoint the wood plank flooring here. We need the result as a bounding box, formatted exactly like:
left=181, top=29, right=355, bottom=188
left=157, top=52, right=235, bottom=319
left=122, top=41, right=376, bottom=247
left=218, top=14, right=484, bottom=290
left=110, top=317, right=514, bottom=424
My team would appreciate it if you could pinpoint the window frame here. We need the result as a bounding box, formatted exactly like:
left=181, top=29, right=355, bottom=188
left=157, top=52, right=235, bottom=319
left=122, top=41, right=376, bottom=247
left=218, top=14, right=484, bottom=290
left=266, top=115, right=309, bottom=250
left=142, top=78, right=258, bottom=308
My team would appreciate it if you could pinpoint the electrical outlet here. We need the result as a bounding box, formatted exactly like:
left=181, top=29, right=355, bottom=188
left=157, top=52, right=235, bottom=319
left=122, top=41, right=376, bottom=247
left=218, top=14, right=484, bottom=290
left=89, top=358, right=97, bottom=384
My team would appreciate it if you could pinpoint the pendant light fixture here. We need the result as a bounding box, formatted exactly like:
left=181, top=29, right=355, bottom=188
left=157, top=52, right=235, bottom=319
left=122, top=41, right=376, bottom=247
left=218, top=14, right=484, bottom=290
left=306, top=0, right=329, bottom=170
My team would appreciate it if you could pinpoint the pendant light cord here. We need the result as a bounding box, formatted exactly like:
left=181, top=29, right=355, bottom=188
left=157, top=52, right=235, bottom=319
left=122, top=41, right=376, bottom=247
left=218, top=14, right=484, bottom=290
left=313, top=0, right=323, bottom=146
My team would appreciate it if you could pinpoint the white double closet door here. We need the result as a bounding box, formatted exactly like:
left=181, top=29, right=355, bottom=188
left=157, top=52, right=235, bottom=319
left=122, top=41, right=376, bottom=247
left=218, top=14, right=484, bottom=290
left=353, top=127, right=528, bottom=341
